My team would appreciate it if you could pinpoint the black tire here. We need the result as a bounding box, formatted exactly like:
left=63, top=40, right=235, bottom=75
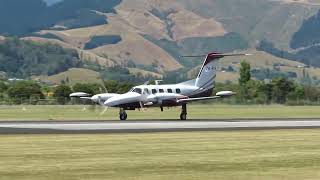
left=120, top=112, right=127, bottom=121
left=180, top=113, right=187, bottom=120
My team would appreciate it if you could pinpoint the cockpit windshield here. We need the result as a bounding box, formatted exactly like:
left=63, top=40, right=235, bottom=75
left=132, top=88, right=142, bottom=94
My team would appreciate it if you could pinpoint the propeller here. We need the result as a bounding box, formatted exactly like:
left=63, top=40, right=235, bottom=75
left=88, top=103, right=98, bottom=112
left=100, top=73, right=108, bottom=93
left=96, top=95, right=110, bottom=115
left=138, top=101, right=145, bottom=111
left=100, top=106, right=109, bottom=116
left=87, top=96, right=103, bottom=112
left=138, top=88, right=149, bottom=111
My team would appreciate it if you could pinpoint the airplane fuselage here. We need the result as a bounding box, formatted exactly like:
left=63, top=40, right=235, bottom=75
left=104, top=83, right=214, bottom=109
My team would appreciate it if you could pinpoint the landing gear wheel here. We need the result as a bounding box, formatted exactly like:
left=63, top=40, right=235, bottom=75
left=180, top=113, right=187, bottom=120
left=180, top=104, right=188, bottom=120
left=120, top=112, right=127, bottom=121
left=119, top=109, right=127, bottom=121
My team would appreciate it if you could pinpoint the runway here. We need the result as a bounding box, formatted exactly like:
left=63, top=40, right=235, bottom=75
left=1, top=119, right=320, bottom=134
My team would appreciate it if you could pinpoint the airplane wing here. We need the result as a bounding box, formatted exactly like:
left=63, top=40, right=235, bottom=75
left=177, top=96, right=221, bottom=103
left=176, top=91, right=235, bottom=103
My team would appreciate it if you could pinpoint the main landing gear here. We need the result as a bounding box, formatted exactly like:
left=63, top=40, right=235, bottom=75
left=180, top=104, right=187, bottom=120
left=119, top=109, right=127, bottom=121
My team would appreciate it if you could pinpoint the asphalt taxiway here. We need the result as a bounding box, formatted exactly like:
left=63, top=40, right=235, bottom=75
left=1, top=119, right=320, bottom=134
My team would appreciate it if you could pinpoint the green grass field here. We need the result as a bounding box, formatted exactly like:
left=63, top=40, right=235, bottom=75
left=0, top=104, right=319, bottom=121
left=0, top=130, right=320, bottom=179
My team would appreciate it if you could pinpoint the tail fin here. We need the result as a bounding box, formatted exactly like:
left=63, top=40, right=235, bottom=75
left=184, top=52, right=251, bottom=88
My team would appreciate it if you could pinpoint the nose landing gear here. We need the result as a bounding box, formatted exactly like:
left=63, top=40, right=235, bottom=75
left=180, top=104, right=187, bottom=120
left=119, top=109, right=127, bottom=121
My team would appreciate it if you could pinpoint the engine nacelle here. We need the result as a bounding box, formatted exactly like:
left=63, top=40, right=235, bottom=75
left=91, top=93, right=120, bottom=103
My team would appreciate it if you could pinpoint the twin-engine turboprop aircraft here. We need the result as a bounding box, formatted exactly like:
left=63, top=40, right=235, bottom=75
left=70, top=52, right=250, bottom=120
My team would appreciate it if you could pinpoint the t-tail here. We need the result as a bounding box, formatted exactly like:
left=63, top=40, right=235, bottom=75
left=183, top=52, right=251, bottom=91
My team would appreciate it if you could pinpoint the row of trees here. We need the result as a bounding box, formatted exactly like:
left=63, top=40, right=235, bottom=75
left=0, top=80, right=134, bottom=105
left=217, top=61, right=320, bottom=104
left=1, top=61, right=320, bottom=105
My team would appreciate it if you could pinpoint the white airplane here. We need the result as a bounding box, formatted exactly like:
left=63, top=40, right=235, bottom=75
left=70, top=52, right=250, bottom=120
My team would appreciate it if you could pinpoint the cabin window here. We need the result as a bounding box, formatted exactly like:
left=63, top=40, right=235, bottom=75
left=167, top=89, right=173, bottom=93
left=152, top=89, right=157, bottom=94
left=132, top=88, right=142, bottom=94
left=176, top=89, right=181, bottom=94
left=159, top=89, right=164, bottom=93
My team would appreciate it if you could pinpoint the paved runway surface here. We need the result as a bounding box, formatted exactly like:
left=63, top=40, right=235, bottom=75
left=1, top=119, right=320, bottom=134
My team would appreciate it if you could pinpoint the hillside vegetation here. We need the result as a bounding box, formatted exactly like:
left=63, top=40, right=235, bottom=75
left=33, top=68, right=102, bottom=85
left=179, top=0, right=320, bottom=49
left=0, top=0, right=121, bottom=35
left=291, top=10, right=320, bottom=49
left=0, top=0, right=320, bottom=84
left=258, top=40, right=320, bottom=67
left=0, top=38, right=81, bottom=78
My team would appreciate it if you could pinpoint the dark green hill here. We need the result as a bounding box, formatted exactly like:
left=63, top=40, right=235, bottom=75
left=145, top=32, right=249, bottom=68
left=0, top=0, right=121, bottom=36
left=0, top=0, right=48, bottom=35
left=258, top=40, right=320, bottom=67
left=291, top=10, right=320, bottom=49
left=0, top=38, right=82, bottom=78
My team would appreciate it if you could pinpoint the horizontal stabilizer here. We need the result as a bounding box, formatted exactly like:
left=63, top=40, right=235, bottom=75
left=182, top=53, right=252, bottom=59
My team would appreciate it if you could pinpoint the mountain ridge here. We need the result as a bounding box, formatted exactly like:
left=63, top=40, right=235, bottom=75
left=1, top=0, right=320, bottom=84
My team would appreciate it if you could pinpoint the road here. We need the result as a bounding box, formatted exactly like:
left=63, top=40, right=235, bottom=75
left=1, top=119, right=320, bottom=134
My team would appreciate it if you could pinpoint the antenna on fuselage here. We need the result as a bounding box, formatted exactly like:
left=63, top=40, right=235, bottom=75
left=155, top=80, right=163, bottom=85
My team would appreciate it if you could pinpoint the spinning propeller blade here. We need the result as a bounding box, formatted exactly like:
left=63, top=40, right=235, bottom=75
left=100, top=106, right=109, bottom=116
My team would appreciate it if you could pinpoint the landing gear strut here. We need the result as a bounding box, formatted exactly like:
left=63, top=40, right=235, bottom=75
left=180, top=104, right=187, bottom=120
left=119, top=109, right=127, bottom=121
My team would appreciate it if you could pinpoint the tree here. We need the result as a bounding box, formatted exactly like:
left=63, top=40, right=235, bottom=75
left=54, top=84, right=72, bottom=104
left=271, top=78, right=295, bottom=104
left=304, top=86, right=320, bottom=103
left=7, top=81, right=44, bottom=104
left=257, top=83, right=273, bottom=104
left=104, top=80, right=119, bottom=93
left=0, top=81, right=8, bottom=93
left=72, top=83, right=103, bottom=95
left=239, top=61, right=251, bottom=85
left=288, top=85, right=305, bottom=102
left=104, top=80, right=134, bottom=94
left=237, top=61, right=251, bottom=103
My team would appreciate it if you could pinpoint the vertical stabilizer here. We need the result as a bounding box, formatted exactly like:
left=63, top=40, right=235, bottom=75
left=194, top=53, right=251, bottom=89
left=195, top=53, right=221, bottom=89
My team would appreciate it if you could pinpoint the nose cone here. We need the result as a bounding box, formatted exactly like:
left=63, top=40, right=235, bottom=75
left=104, top=92, right=141, bottom=107
left=91, top=95, right=99, bottom=103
